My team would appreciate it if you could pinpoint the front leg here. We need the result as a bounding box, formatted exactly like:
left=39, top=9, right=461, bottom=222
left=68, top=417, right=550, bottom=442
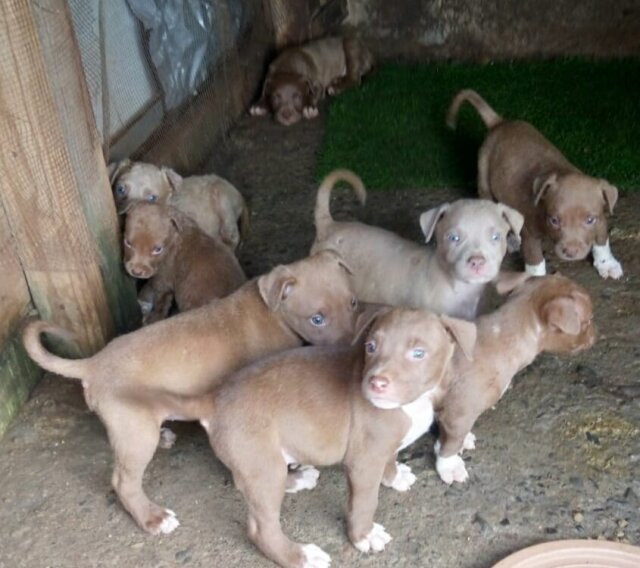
left=434, top=415, right=477, bottom=485
left=144, top=287, right=173, bottom=325
left=521, top=230, right=546, bottom=276
left=592, top=238, right=623, bottom=279
left=381, top=457, right=416, bottom=492
left=249, top=96, right=269, bottom=117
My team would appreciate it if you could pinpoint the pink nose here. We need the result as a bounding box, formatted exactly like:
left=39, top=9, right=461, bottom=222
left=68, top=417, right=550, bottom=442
left=369, top=376, right=389, bottom=394
left=561, top=245, right=579, bottom=259
left=468, top=255, right=486, bottom=270
left=127, top=265, right=146, bottom=278
left=281, top=108, right=292, bottom=120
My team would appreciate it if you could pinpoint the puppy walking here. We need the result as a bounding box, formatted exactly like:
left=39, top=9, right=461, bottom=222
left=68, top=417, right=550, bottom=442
left=447, top=89, right=623, bottom=279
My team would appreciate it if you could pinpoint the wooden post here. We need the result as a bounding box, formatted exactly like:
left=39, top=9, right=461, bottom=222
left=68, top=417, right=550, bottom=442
left=0, top=0, right=139, bottom=356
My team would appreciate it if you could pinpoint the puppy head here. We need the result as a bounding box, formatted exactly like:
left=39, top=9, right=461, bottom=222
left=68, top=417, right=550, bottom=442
left=123, top=203, right=180, bottom=279
left=109, top=161, right=177, bottom=213
left=266, top=73, right=319, bottom=126
left=361, top=309, right=476, bottom=409
left=257, top=250, right=358, bottom=345
left=420, top=199, right=524, bottom=284
left=534, top=172, right=617, bottom=261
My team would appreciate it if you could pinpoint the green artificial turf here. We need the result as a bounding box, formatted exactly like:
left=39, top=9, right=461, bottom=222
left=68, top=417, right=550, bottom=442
left=317, top=59, right=640, bottom=191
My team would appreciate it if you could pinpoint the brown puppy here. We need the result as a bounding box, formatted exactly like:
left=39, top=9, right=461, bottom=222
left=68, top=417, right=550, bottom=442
left=434, top=273, right=596, bottom=485
left=250, top=37, right=374, bottom=126
left=203, top=308, right=476, bottom=568
left=447, top=89, right=622, bottom=279
left=109, top=160, right=250, bottom=250
left=311, top=170, right=524, bottom=320
left=123, top=203, right=247, bottom=324
left=22, top=251, right=358, bottom=536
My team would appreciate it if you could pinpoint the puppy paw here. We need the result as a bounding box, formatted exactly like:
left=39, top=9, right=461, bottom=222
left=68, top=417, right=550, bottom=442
left=286, top=465, right=320, bottom=493
left=436, top=454, right=469, bottom=485
left=303, top=106, right=319, bottom=120
left=249, top=104, right=268, bottom=117
left=158, top=427, right=177, bottom=449
left=301, top=543, right=331, bottom=568
left=354, top=523, right=392, bottom=553
left=382, top=462, right=416, bottom=492
left=525, top=261, right=546, bottom=276
left=462, top=432, right=476, bottom=451
left=146, top=508, right=180, bottom=535
left=594, top=256, right=623, bottom=279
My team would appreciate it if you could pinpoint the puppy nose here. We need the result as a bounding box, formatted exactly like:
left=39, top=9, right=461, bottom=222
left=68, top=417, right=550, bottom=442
left=369, top=375, right=389, bottom=394
left=128, top=265, right=145, bottom=278
left=281, top=108, right=292, bottom=120
left=561, top=245, right=579, bottom=259
left=468, top=255, right=486, bottom=269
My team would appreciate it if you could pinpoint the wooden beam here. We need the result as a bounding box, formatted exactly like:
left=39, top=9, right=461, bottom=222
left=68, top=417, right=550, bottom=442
left=0, top=0, right=138, bottom=356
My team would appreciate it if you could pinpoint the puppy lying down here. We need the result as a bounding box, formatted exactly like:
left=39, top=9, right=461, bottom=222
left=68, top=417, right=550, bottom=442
left=109, top=159, right=250, bottom=250
left=250, top=36, right=374, bottom=126
left=311, top=170, right=524, bottom=320
left=202, top=307, right=476, bottom=568
left=123, top=203, right=246, bottom=324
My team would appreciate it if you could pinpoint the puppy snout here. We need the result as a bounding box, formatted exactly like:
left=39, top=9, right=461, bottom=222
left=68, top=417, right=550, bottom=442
left=126, top=263, right=152, bottom=279
left=369, top=375, right=389, bottom=394
left=468, top=255, right=486, bottom=271
left=561, top=244, right=579, bottom=259
left=557, top=241, right=588, bottom=261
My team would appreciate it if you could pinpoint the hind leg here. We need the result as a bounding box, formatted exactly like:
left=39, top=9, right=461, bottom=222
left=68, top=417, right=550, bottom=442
left=104, top=405, right=178, bottom=534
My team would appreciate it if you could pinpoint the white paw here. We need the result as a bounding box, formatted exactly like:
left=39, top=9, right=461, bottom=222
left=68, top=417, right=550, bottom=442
left=286, top=466, right=320, bottom=493
left=303, top=106, right=319, bottom=119
left=138, top=300, right=153, bottom=316
left=158, top=427, right=177, bottom=449
left=594, top=256, right=623, bottom=279
left=525, top=260, right=546, bottom=276
left=462, top=432, right=476, bottom=451
left=301, top=543, right=331, bottom=568
left=382, top=462, right=416, bottom=492
left=327, top=85, right=336, bottom=96
left=249, top=105, right=267, bottom=117
left=158, top=509, right=180, bottom=534
left=354, top=523, right=392, bottom=553
left=436, top=454, right=469, bottom=485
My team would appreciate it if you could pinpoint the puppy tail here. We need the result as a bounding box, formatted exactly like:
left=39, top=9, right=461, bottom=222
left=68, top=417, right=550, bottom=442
left=314, top=169, right=366, bottom=239
left=22, top=320, right=91, bottom=382
left=446, top=89, right=502, bottom=130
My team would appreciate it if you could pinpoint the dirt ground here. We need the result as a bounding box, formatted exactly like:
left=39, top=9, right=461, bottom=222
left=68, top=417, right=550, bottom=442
left=1, top=114, right=639, bottom=568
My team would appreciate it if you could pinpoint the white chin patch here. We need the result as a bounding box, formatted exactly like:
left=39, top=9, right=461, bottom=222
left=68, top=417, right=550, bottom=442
left=301, top=543, right=331, bottom=568
left=525, top=260, right=546, bottom=276
left=367, top=397, right=401, bottom=410
left=592, top=240, right=623, bottom=279
left=354, top=523, right=392, bottom=553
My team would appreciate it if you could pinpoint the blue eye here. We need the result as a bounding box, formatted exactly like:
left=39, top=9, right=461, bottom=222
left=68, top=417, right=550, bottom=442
left=310, top=313, right=325, bottom=327
left=151, top=245, right=164, bottom=256
left=147, top=194, right=158, bottom=203
left=411, top=348, right=426, bottom=360
left=585, top=215, right=596, bottom=225
left=115, top=184, right=127, bottom=196
left=447, top=233, right=460, bottom=243
left=491, top=232, right=501, bottom=241
left=365, top=340, right=376, bottom=354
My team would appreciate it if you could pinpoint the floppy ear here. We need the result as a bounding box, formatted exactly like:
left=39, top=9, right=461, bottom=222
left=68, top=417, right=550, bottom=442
left=258, top=266, right=297, bottom=311
left=533, top=173, right=558, bottom=206
left=167, top=208, right=184, bottom=233
left=440, top=315, right=477, bottom=361
left=351, top=303, right=391, bottom=346
left=494, top=271, right=532, bottom=295
left=161, top=167, right=182, bottom=196
left=600, top=180, right=618, bottom=214
left=498, top=203, right=525, bottom=246
left=541, top=296, right=581, bottom=335
left=107, top=159, right=132, bottom=185
left=315, top=249, right=354, bottom=275
left=419, top=204, right=450, bottom=243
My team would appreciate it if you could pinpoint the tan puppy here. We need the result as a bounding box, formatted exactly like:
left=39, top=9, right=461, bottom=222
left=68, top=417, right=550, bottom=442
left=22, top=251, right=358, bottom=535
left=434, top=273, right=596, bottom=485
left=204, top=308, right=476, bottom=568
left=109, top=160, right=250, bottom=250
left=123, top=203, right=246, bottom=324
left=311, top=170, right=524, bottom=320
left=250, top=37, right=374, bottom=126
left=447, top=89, right=622, bottom=279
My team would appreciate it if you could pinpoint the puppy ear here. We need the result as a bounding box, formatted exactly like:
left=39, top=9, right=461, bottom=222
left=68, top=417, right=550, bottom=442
left=351, top=303, right=390, bottom=346
left=315, top=248, right=354, bottom=275
left=107, top=159, right=132, bottom=185
left=599, top=180, right=618, bottom=214
left=258, top=266, right=297, bottom=311
left=304, top=78, right=323, bottom=101
left=167, top=208, right=183, bottom=233
left=498, top=203, right=525, bottom=246
left=161, top=167, right=182, bottom=196
left=494, top=271, right=532, bottom=295
left=542, top=296, right=582, bottom=335
left=440, top=315, right=477, bottom=361
left=533, top=173, right=558, bottom=206
left=419, top=204, right=450, bottom=243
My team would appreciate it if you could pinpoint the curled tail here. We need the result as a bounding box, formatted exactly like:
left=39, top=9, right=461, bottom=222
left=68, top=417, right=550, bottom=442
left=447, top=89, right=502, bottom=130
left=22, top=320, right=91, bottom=381
left=314, top=169, right=366, bottom=240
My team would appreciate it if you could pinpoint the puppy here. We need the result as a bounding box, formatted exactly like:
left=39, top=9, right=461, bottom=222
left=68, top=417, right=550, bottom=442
left=109, top=160, right=250, bottom=250
left=250, top=37, right=374, bottom=126
left=447, top=89, right=623, bottom=279
left=311, top=170, right=524, bottom=320
left=203, top=308, right=476, bottom=568
left=123, top=203, right=246, bottom=324
left=22, top=251, right=358, bottom=535
left=434, top=272, right=596, bottom=485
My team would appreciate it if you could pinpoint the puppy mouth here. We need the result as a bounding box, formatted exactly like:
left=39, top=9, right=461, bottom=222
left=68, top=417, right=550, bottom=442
left=125, top=266, right=155, bottom=279
left=366, top=395, right=401, bottom=410
left=276, top=112, right=301, bottom=126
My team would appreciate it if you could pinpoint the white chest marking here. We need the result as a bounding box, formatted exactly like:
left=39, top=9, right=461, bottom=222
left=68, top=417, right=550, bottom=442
left=398, top=391, right=435, bottom=451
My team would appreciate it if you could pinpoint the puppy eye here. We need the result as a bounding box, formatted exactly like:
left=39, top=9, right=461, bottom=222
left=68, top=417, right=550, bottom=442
left=151, top=245, right=164, bottom=256
left=310, top=313, right=326, bottom=327
left=365, top=340, right=376, bottom=354
left=147, top=195, right=158, bottom=203
left=123, top=238, right=132, bottom=248
left=115, top=184, right=127, bottom=197
left=410, top=348, right=426, bottom=360
left=350, top=296, right=358, bottom=311
left=548, top=216, right=561, bottom=228
left=585, top=215, right=596, bottom=225
left=447, top=233, right=460, bottom=243
left=491, top=232, right=501, bottom=241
